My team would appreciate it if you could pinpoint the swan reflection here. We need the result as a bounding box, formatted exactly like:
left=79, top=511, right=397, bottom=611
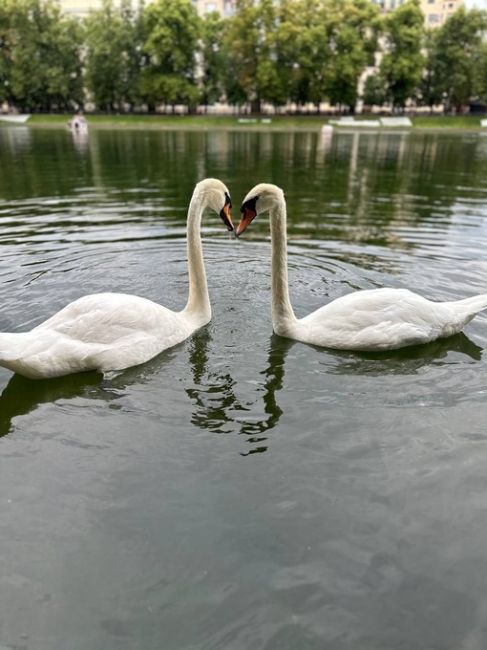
left=186, top=329, right=244, bottom=434
left=0, top=330, right=480, bottom=449
left=324, top=332, right=482, bottom=376
left=0, top=371, right=102, bottom=438
left=0, top=344, right=183, bottom=438
left=186, top=332, right=290, bottom=455
left=238, top=335, right=291, bottom=456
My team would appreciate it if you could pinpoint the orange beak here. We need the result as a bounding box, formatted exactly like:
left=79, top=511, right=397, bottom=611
left=220, top=202, right=234, bottom=232
left=236, top=206, right=257, bottom=237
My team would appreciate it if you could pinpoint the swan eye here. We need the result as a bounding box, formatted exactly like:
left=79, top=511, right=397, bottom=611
left=220, top=194, right=234, bottom=231
left=236, top=196, right=259, bottom=237
left=240, top=196, right=258, bottom=215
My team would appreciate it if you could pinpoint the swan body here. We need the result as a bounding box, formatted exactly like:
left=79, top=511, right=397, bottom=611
left=287, top=288, right=487, bottom=351
left=237, top=183, right=487, bottom=351
left=0, top=179, right=234, bottom=379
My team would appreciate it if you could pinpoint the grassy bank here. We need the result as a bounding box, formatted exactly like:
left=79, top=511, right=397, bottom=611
left=22, top=113, right=487, bottom=131
left=412, top=115, right=483, bottom=130
left=28, top=114, right=326, bottom=131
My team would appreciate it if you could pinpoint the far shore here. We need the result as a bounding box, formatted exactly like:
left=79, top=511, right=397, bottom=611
left=1, top=113, right=486, bottom=132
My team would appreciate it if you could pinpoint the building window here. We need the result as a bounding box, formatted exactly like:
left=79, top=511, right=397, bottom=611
left=428, top=13, right=440, bottom=23
left=205, top=1, right=216, bottom=11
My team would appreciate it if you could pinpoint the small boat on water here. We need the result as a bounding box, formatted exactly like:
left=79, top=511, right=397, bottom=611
left=0, top=114, right=31, bottom=124
left=68, top=113, right=88, bottom=135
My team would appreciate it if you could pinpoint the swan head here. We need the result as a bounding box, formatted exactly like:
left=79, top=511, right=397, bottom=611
left=195, top=178, right=234, bottom=232
left=236, top=183, right=284, bottom=237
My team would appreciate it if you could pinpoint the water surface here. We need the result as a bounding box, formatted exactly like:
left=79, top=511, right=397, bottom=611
left=1, top=127, right=487, bottom=649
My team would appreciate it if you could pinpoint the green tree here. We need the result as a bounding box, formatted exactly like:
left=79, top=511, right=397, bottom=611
left=255, top=0, right=289, bottom=107
left=362, top=74, right=385, bottom=107
left=200, top=12, right=226, bottom=106
left=139, top=0, right=200, bottom=111
left=380, top=0, right=424, bottom=110
left=0, top=1, right=13, bottom=104
left=478, top=43, right=487, bottom=108
left=289, top=0, right=331, bottom=110
left=418, top=32, right=443, bottom=111
left=222, top=0, right=262, bottom=111
left=223, top=0, right=294, bottom=111
left=2, top=0, right=83, bottom=111
left=325, top=0, right=381, bottom=112
left=426, top=8, right=487, bottom=113
left=85, top=0, right=144, bottom=112
left=272, top=0, right=302, bottom=106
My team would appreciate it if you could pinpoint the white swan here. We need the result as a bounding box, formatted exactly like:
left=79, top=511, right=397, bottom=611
left=0, top=178, right=234, bottom=379
left=236, top=183, right=487, bottom=351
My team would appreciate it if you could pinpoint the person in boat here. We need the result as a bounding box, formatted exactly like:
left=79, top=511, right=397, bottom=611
left=68, top=110, right=88, bottom=133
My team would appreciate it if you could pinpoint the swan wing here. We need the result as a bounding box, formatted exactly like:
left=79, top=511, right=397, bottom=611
left=298, top=288, right=463, bottom=350
left=0, top=293, right=189, bottom=378
left=33, top=292, right=180, bottom=343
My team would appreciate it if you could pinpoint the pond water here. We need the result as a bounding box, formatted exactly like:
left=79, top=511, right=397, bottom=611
left=1, top=127, right=487, bottom=650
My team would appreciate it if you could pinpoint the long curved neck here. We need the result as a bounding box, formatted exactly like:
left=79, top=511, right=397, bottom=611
left=183, top=191, right=211, bottom=322
left=270, top=197, right=296, bottom=331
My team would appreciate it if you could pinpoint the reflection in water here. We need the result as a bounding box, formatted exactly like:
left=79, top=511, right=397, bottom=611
left=0, top=371, right=103, bottom=438
left=327, top=332, right=483, bottom=376
left=3, top=129, right=487, bottom=650
left=0, top=326, right=289, bottom=454
left=239, top=335, right=292, bottom=456
left=0, top=329, right=283, bottom=450
left=186, top=329, right=243, bottom=434
left=0, top=126, right=32, bottom=154
left=71, top=129, right=89, bottom=155
left=185, top=328, right=484, bottom=453
left=2, top=128, right=487, bottom=236
left=0, top=346, right=183, bottom=439
left=0, top=330, right=481, bottom=448
left=186, top=331, right=290, bottom=455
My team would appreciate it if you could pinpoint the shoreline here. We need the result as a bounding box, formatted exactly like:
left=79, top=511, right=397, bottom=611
left=1, top=114, right=485, bottom=133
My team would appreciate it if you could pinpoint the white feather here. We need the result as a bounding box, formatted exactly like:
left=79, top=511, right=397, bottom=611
left=239, top=183, right=487, bottom=351
left=0, top=179, right=231, bottom=379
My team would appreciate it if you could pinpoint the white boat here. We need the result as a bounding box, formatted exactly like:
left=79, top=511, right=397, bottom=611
left=380, top=117, right=412, bottom=127
left=0, top=114, right=31, bottom=124
left=69, top=115, right=88, bottom=134
left=330, top=117, right=381, bottom=128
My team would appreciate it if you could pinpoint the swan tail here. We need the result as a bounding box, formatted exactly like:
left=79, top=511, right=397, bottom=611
left=450, top=294, right=487, bottom=324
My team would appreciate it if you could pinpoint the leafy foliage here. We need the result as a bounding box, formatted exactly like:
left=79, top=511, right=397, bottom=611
left=1, top=0, right=487, bottom=114
left=1, top=0, right=83, bottom=111
left=325, top=0, right=380, bottom=111
left=379, top=0, right=425, bottom=109
left=424, top=8, right=487, bottom=113
left=84, top=0, right=145, bottom=111
left=139, top=0, right=200, bottom=109
left=362, top=74, right=386, bottom=108
left=200, top=12, right=226, bottom=105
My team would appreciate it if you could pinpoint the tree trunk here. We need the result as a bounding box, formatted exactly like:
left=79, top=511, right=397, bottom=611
left=250, top=98, right=261, bottom=114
